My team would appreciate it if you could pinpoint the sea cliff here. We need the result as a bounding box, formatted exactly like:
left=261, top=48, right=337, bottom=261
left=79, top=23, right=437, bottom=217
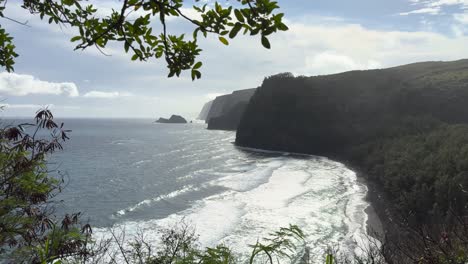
left=203, top=88, right=256, bottom=130
left=198, top=100, right=213, bottom=120
left=235, top=60, right=468, bottom=238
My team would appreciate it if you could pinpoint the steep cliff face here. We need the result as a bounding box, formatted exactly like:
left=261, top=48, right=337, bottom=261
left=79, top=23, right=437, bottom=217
left=221, top=89, right=256, bottom=115
left=236, top=61, right=468, bottom=154
left=203, top=88, right=256, bottom=130
left=235, top=60, right=468, bottom=226
left=197, top=100, right=213, bottom=120
left=205, top=94, right=231, bottom=122
left=207, top=102, right=248, bottom=130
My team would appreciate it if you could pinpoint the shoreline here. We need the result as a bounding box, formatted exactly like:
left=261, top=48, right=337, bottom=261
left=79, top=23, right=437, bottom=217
left=364, top=196, right=384, bottom=238
left=236, top=144, right=385, bottom=240
left=356, top=175, right=384, bottom=239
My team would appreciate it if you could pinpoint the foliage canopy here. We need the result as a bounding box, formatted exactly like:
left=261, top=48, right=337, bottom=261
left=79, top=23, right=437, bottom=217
left=0, top=0, right=288, bottom=79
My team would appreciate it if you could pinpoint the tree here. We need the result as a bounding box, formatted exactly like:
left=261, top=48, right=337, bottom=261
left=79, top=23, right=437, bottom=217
left=0, top=0, right=288, bottom=79
left=0, top=108, right=95, bottom=263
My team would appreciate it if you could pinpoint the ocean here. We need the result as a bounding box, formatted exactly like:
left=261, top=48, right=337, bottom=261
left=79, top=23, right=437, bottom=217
left=45, top=118, right=371, bottom=260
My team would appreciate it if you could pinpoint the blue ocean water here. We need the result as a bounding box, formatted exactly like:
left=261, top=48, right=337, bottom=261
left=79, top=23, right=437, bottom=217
left=39, top=118, right=370, bottom=258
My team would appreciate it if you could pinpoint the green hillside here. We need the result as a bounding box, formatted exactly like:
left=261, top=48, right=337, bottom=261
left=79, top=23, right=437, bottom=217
left=236, top=60, right=468, bottom=223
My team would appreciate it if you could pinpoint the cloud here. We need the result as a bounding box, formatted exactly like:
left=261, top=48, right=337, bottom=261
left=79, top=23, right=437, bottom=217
left=0, top=103, right=80, bottom=110
left=410, top=0, right=468, bottom=7
left=0, top=72, right=79, bottom=97
left=401, top=0, right=468, bottom=16
left=83, top=90, right=134, bottom=99
left=454, top=12, right=468, bottom=23
left=204, top=93, right=225, bottom=100
left=400, top=7, right=441, bottom=15
left=6, top=4, right=468, bottom=118
left=305, top=52, right=381, bottom=75
left=249, top=19, right=468, bottom=77
left=1, top=104, right=45, bottom=109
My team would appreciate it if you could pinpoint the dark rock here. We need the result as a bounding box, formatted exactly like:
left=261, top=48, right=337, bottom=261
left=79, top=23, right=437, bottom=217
left=156, top=115, right=187, bottom=124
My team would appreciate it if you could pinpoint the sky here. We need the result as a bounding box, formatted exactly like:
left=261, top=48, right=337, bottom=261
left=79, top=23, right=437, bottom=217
left=2, top=0, right=468, bottom=119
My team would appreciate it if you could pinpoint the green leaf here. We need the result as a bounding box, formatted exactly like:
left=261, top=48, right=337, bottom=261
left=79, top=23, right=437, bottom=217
left=194, top=70, right=201, bottom=79
left=62, top=0, right=74, bottom=6
left=218, top=36, right=229, bottom=46
left=193, top=28, right=200, bottom=39
left=277, top=23, right=289, bottom=31
left=70, top=36, right=81, bottom=42
left=193, top=61, right=202, bottom=70
left=261, top=36, right=271, bottom=49
left=234, top=9, right=244, bottom=23
left=229, top=23, right=242, bottom=39
left=215, top=2, right=222, bottom=13
left=191, top=69, right=201, bottom=80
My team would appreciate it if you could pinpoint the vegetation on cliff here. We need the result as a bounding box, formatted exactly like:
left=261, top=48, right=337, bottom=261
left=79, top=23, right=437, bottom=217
left=236, top=60, right=468, bottom=261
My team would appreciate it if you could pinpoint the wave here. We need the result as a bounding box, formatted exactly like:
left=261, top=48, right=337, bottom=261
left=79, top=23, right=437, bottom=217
left=110, top=139, right=143, bottom=145
left=131, top=159, right=151, bottom=167
left=101, top=154, right=372, bottom=261
left=115, top=185, right=200, bottom=216
left=236, top=145, right=320, bottom=158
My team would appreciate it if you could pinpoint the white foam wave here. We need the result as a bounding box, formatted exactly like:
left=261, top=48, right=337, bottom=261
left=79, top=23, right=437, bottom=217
left=116, top=185, right=199, bottom=216
left=110, top=139, right=142, bottom=145
left=131, top=159, right=151, bottom=167
left=101, top=155, right=372, bottom=262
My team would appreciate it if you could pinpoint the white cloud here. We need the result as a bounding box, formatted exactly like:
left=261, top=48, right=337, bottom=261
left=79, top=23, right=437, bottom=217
left=429, top=0, right=468, bottom=7
left=249, top=19, right=468, bottom=76
left=83, top=90, right=134, bottom=99
left=1, top=104, right=45, bottom=109
left=204, top=93, right=224, bottom=100
left=400, top=7, right=441, bottom=15
left=305, top=52, right=381, bottom=75
left=0, top=104, right=80, bottom=110
left=6, top=4, right=468, bottom=118
left=0, top=72, right=79, bottom=97
left=410, top=0, right=468, bottom=7
left=401, top=0, right=468, bottom=16
left=454, top=12, right=468, bottom=23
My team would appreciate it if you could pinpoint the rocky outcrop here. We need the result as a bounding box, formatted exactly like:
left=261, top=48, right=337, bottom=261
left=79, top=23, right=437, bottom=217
left=198, top=100, right=213, bottom=120
left=203, top=88, right=256, bottom=130
left=156, top=115, right=187, bottom=124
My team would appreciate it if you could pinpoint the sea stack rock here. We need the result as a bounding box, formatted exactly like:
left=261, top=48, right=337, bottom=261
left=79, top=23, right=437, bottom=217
left=156, top=115, right=187, bottom=124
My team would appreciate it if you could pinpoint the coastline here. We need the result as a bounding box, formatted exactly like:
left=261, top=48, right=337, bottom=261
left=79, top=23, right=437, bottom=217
left=363, top=190, right=384, bottom=238
left=355, top=170, right=385, bottom=240
left=236, top=145, right=385, bottom=240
